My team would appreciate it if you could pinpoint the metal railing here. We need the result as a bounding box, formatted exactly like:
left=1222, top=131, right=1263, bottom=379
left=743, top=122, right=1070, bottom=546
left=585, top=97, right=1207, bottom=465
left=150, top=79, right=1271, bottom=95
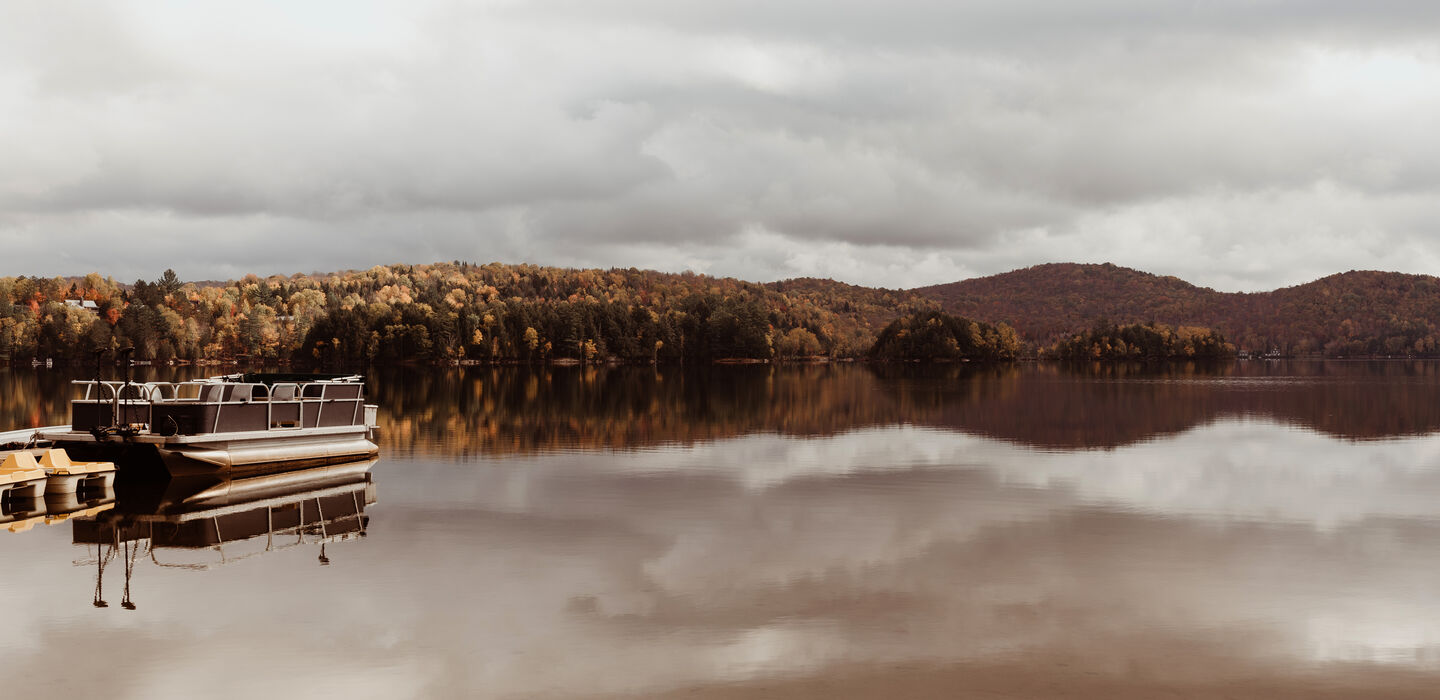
left=71, top=379, right=375, bottom=435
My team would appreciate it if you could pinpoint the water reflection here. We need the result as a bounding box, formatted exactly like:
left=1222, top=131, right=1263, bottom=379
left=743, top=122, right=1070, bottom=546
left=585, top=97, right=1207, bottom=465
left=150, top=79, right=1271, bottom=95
left=5, top=459, right=378, bottom=611
left=370, top=361, right=1440, bottom=456
left=369, top=421, right=1440, bottom=696
left=6, top=365, right=1440, bottom=696
left=2, top=489, right=115, bottom=534
left=12, top=361, right=1440, bottom=453
left=1, top=497, right=50, bottom=532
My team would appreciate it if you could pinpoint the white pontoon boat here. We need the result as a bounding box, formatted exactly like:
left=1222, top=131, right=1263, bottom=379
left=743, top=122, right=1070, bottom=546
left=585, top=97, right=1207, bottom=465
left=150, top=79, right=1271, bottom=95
left=40, top=373, right=380, bottom=477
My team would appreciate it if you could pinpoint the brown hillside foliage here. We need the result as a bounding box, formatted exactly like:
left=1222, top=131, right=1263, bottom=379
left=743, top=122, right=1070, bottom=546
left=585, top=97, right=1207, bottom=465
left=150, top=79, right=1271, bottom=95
left=920, top=263, right=1440, bottom=356
left=5, top=261, right=1436, bottom=362
left=0, top=263, right=930, bottom=364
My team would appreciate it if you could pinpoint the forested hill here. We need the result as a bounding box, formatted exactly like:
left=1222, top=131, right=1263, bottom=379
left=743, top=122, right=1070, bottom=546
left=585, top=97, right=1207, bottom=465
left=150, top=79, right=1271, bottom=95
left=918, top=264, right=1227, bottom=342
left=764, top=277, right=922, bottom=331
left=5, top=261, right=1440, bottom=364
left=0, top=263, right=932, bottom=364
left=919, top=263, right=1440, bottom=356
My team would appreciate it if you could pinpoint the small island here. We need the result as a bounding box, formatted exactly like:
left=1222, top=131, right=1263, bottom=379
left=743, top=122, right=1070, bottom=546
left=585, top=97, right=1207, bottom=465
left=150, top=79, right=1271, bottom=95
left=867, top=311, right=1020, bottom=361
left=1048, top=322, right=1235, bottom=361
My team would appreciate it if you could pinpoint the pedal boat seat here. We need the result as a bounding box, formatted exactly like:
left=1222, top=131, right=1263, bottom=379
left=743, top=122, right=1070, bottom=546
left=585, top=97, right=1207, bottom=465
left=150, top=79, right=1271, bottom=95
left=36, top=449, right=116, bottom=495
left=38, top=448, right=115, bottom=476
left=0, top=452, right=47, bottom=485
left=0, top=452, right=49, bottom=501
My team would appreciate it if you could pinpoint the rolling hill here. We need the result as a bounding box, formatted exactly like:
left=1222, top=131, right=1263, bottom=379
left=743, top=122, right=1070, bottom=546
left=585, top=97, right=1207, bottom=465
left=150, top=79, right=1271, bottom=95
left=6, top=260, right=1440, bottom=363
left=916, top=263, right=1440, bottom=355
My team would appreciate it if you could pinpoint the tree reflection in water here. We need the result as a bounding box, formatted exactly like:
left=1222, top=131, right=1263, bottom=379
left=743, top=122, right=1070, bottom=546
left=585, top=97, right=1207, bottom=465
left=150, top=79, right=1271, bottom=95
left=10, top=361, right=1440, bottom=456
left=367, top=360, right=1440, bottom=455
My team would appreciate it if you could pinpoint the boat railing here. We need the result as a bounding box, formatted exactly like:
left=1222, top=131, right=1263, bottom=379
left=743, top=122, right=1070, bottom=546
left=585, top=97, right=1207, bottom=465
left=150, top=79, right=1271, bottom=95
left=70, top=379, right=376, bottom=434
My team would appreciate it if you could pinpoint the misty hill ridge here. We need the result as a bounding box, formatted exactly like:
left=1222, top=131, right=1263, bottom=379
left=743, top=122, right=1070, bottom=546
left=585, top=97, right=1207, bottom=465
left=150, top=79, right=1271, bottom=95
left=917, top=263, right=1440, bottom=355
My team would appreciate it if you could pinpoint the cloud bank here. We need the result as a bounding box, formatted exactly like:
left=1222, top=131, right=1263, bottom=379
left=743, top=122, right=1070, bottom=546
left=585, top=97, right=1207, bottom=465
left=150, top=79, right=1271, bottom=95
left=3, top=1, right=1440, bottom=289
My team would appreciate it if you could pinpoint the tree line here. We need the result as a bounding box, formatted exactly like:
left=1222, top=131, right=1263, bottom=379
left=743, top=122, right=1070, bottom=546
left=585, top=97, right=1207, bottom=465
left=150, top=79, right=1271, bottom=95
left=0, top=263, right=931, bottom=366
left=0, top=263, right=1249, bottom=367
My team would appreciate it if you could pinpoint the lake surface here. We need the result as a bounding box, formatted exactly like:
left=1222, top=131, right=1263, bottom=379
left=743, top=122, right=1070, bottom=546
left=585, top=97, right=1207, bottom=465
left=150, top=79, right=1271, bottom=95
left=5, top=361, right=1440, bottom=698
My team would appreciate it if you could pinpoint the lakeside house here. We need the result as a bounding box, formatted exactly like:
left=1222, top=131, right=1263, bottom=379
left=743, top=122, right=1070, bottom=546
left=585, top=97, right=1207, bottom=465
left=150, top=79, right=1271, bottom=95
left=64, top=300, right=100, bottom=314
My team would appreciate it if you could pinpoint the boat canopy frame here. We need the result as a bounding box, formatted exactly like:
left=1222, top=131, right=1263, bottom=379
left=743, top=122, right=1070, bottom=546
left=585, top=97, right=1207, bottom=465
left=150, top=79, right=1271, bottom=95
left=71, top=376, right=375, bottom=437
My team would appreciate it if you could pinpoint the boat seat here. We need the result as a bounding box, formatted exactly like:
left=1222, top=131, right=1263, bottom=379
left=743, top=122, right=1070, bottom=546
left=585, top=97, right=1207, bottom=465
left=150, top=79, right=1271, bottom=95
left=0, top=452, right=47, bottom=484
left=2, top=451, right=40, bottom=472
left=38, top=448, right=71, bottom=470
left=38, top=449, right=114, bottom=475
left=202, top=384, right=225, bottom=403
left=272, top=384, right=297, bottom=401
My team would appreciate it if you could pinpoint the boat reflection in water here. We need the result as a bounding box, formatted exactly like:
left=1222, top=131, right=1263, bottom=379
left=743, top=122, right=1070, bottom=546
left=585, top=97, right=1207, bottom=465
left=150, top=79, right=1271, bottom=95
left=68, top=458, right=378, bottom=609
left=2, top=487, right=115, bottom=534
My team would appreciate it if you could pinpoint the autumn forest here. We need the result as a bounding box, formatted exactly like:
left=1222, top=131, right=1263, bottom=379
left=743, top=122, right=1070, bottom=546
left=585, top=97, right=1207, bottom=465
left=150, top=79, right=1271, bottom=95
left=0, top=261, right=1437, bottom=366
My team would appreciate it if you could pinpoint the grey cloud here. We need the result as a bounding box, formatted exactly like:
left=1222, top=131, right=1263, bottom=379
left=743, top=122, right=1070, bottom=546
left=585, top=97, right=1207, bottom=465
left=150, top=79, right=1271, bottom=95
left=3, top=1, right=1440, bottom=289
left=519, top=0, right=1440, bottom=49
left=0, top=1, right=175, bottom=97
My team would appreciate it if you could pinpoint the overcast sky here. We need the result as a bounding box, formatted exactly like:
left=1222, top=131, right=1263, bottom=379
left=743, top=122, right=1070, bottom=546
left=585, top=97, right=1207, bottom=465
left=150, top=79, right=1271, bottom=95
left=3, top=1, right=1440, bottom=291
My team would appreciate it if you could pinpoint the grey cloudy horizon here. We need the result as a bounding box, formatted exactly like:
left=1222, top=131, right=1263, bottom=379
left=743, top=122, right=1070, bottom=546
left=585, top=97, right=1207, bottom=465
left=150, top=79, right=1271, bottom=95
left=3, top=0, right=1440, bottom=292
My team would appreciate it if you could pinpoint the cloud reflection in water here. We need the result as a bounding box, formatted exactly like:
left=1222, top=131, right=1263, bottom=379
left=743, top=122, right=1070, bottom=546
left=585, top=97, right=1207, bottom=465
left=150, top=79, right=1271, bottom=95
left=6, top=417, right=1440, bottom=697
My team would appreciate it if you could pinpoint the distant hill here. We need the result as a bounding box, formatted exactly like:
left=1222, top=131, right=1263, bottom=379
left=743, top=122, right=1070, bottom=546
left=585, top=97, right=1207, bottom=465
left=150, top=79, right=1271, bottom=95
left=7, top=260, right=1440, bottom=363
left=917, top=263, right=1440, bottom=355
left=918, top=263, right=1226, bottom=342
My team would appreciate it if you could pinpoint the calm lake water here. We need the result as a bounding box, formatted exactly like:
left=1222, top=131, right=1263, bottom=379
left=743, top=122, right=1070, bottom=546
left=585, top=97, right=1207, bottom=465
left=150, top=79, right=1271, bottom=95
left=5, top=361, right=1440, bottom=698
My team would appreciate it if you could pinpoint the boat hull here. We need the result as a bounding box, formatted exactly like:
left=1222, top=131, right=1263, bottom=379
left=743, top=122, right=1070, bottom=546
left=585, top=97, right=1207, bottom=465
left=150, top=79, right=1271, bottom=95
left=157, top=434, right=379, bottom=478
left=43, top=471, right=117, bottom=495
left=0, top=477, right=46, bottom=501
left=47, top=427, right=378, bottom=479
